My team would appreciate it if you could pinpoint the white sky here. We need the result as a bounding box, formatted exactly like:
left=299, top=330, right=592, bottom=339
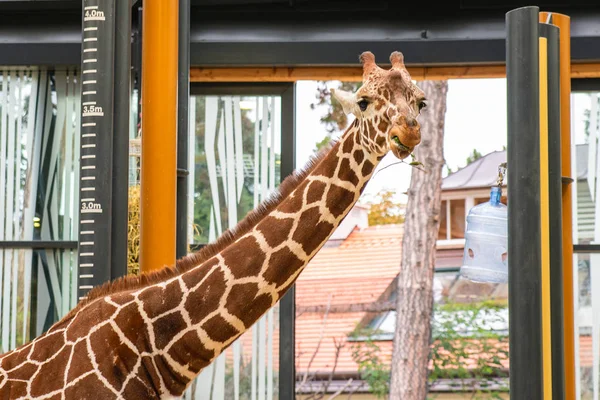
left=295, top=78, right=591, bottom=204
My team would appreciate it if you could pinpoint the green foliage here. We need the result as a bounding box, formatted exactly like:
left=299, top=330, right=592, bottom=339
left=465, top=148, right=484, bottom=165
left=349, top=328, right=390, bottom=399
left=366, top=189, right=405, bottom=226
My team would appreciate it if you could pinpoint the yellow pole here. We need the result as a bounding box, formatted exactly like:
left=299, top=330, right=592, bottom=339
left=140, top=1, right=178, bottom=272
left=539, top=36, right=553, bottom=400
left=540, top=12, right=576, bottom=399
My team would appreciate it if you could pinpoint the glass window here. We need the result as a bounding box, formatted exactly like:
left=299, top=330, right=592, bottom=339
left=450, top=199, right=465, bottom=239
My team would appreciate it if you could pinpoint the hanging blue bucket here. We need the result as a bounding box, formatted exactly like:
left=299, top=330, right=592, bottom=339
left=459, top=186, right=508, bottom=283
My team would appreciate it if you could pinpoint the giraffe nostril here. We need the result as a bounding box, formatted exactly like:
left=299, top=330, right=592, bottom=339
left=406, top=117, right=418, bottom=128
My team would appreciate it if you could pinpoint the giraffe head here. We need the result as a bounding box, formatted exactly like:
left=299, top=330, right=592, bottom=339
left=331, top=51, right=426, bottom=160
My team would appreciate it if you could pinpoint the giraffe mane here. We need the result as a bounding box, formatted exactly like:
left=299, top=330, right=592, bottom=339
left=63, top=133, right=345, bottom=320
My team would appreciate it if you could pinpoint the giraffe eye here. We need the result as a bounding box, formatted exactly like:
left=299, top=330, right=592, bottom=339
left=357, top=99, right=369, bottom=112
left=418, top=101, right=427, bottom=111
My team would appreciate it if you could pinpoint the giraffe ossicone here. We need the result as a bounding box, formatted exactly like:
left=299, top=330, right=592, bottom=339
left=0, top=50, right=426, bottom=399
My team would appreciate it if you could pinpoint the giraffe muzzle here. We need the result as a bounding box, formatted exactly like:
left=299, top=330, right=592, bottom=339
left=389, top=124, right=421, bottom=159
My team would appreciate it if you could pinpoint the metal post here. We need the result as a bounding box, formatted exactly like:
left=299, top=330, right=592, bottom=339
left=110, top=0, right=131, bottom=280
left=77, top=0, right=116, bottom=299
left=506, top=6, right=543, bottom=399
left=139, top=1, right=178, bottom=272
left=176, top=0, right=190, bottom=259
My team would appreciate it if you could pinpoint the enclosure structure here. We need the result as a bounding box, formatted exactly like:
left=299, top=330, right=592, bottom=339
left=1, top=1, right=600, bottom=398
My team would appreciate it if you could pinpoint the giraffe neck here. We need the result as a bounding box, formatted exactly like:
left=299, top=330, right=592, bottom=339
left=0, top=120, right=383, bottom=399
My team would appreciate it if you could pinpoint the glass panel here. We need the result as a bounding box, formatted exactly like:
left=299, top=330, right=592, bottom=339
left=186, top=94, right=281, bottom=400
left=450, top=199, right=465, bottom=239
left=0, top=68, right=80, bottom=353
left=438, top=200, right=447, bottom=240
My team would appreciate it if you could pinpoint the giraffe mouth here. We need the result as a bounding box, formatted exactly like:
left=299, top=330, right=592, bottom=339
left=392, top=136, right=411, bottom=152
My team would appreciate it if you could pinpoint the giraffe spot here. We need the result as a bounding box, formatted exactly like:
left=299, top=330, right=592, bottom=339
left=306, top=180, right=327, bottom=204
left=338, top=158, right=359, bottom=186
left=153, top=355, right=189, bottom=396
left=1, top=381, right=26, bottom=398
left=182, top=258, right=217, bottom=290
left=263, top=247, right=304, bottom=288
left=109, top=292, right=135, bottom=306
left=225, top=282, right=273, bottom=328
left=278, top=181, right=308, bottom=214
left=153, top=312, right=187, bottom=350
left=123, top=376, right=160, bottom=400
left=0, top=345, right=23, bottom=369
left=313, top=154, right=339, bottom=179
left=202, top=314, right=240, bottom=344
left=140, top=355, right=164, bottom=396
left=90, top=323, right=139, bottom=392
left=167, top=330, right=215, bottom=374
left=67, top=340, right=94, bottom=382
left=342, top=136, right=354, bottom=153
left=31, top=331, right=68, bottom=361
left=361, top=159, right=375, bottom=177
left=185, top=268, right=227, bottom=325
left=293, top=207, right=335, bottom=255
left=65, top=300, right=117, bottom=342
left=375, top=99, right=385, bottom=111
left=30, top=344, right=72, bottom=397
left=114, top=302, right=150, bottom=353
left=64, top=371, right=122, bottom=400
left=366, top=121, right=376, bottom=139
left=139, top=279, right=184, bottom=319
left=257, top=216, right=294, bottom=248
left=221, top=236, right=265, bottom=280
left=325, top=184, right=356, bottom=219
left=378, top=119, right=389, bottom=133
left=7, top=361, right=37, bottom=381
left=353, top=149, right=365, bottom=164
left=376, top=134, right=386, bottom=148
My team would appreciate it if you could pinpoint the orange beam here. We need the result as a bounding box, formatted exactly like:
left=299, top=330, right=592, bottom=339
left=190, top=63, right=600, bottom=82
left=541, top=11, right=576, bottom=400
left=140, top=1, right=178, bottom=273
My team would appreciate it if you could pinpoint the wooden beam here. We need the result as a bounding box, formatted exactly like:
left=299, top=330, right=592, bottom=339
left=190, top=63, right=600, bottom=82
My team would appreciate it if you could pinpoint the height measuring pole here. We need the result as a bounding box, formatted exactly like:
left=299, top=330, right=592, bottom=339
left=77, top=0, right=116, bottom=300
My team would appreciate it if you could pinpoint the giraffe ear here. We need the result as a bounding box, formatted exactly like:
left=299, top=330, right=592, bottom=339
left=330, top=88, right=357, bottom=115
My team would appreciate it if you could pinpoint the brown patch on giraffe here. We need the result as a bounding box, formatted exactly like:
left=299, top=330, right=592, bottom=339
left=263, top=247, right=304, bottom=287
left=185, top=268, right=227, bottom=325
left=313, top=153, right=339, bottom=179
left=293, top=207, right=335, bottom=254
left=278, top=181, right=307, bottom=214
left=0, top=347, right=21, bottom=370
left=182, top=258, right=217, bottom=290
left=361, top=159, right=375, bottom=177
left=7, top=361, right=38, bottom=381
left=30, top=331, right=67, bottom=361
left=374, top=98, right=386, bottom=111
left=30, top=344, right=72, bottom=397
left=202, top=314, right=239, bottom=343
left=153, top=355, right=189, bottom=396
left=338, top=158, right=359, bottom=186
left=114, top=302, right=150, bottom=353
left=257, top=216, right=294, bottom=248
left=221, top=236, right=265, bottom=280
left=64, top=372, right=122, bottom=399
left=139, top=355, right=164, bottom=396
left=110, top=291, right=135, bottom=306
left=325, top=184, right=356, bottom=219
left=2, top=381, right=27, bottom=398
left=376, top=134, right=386, bottom=148
left=90, top=323, right=139, bottom=392
left=167, top=330, right=215, bottom=374
left=342, top=135, right=354, bottom=153
left=225, top=282, right=274, bottom=328
left=65, top=301, right=117, bottom=342
left=67, top=340, right=94, bottom=382
left=123, top=376, right=160, bottom=400
left=153, top=312, right=187, bottom=350
left=139, top=279, right=184, bottom=319
left=353, top=149, right=365, bottom=164
left=378, top=119, right=389, bottom=133
left=306, top=180, right=327, bottom=204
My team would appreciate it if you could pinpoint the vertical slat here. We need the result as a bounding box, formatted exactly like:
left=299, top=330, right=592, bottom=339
left=224, top=97, right=237, bottom=227
left=217, top=105, right=228, bottom=206
left=196, top=363, right=215, bottom=399
left=571, top=93, right=581, bottom=400
left=268, top=96, right=276, bottom=194
left=251, top=97, right=260, bottom=400
left=258, top=317, right=266, bottom=400
left=253, top=98, right=259, bottom=207
left=588, top=96, right=597, bottom=201
left=260, top=97, right=268, bottom=200
left=71, top=71, right=81, bottom=309
left=62, top=69, right=74, bottom=316
left=188, top=96, right=196, bottom=244
left=251, top=325, right=258, bottom=400
left=213, top=354, right=225, bottom=400
left=267, top=309, right=274, bottom=400
left=0, top=70, right=6, bottom=353
left=233, top=340, right=240, bottom=400
left=592, top=257, right=600, bottom=399
left=233, top=96, right=244, bottom=201
left=205, top=97, right=223, bottom=237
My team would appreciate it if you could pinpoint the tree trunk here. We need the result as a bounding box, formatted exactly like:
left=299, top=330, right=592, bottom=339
left=389, top=80, right=448, bottom=399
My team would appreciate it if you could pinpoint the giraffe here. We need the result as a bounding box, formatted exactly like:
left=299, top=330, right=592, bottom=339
left=0, top=50, right=426, bottom=399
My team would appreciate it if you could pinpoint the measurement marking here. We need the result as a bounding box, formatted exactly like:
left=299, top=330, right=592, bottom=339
left=82, top=90, right=97, bottom=96
left=82, top=144, right=96, bottom=149
left=83, top=105, right=104, bottom=117
left=81, top=187, right=95, bottom=191
left=81, top=231, right=95, bottom=235
left=82, top=165, right=96, bottom=170
left=82, top=133, right=96, bottom=138
left=83, top=48, right=97, bottom=53
left=83, top=80, right=97, bottom=85
left=84, top=5, right=98, bottom=10
left=82, top=155, right=96, bottom=159
left=79, top=274, right=94, bottom=279
left=81, top=176, right=96, bottom=181
left=80, top=242, right=94, bottom=246
left=83, top=69, right=97, bottom=74
left=80, top=252, right=94, bottom=257
left=82, top=122, right=96, bottom=127
left=81, top=220, right=94, bottom=224
left=79, top=285, right=94, bottom=290
left=81, top=198, right=95, bottom=202
left=84, top=27, right=98, bottom=32
left=83, top=58, right=97, bottom=63
left=80, top=263, right=94, bottom=268
left=83, top=101, right=96, bottom=106
left=83, top=112, right=104, bottom=117
left=83, top=38, right=97, bottom=42
left=81, top=209, right=102, bottom=214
